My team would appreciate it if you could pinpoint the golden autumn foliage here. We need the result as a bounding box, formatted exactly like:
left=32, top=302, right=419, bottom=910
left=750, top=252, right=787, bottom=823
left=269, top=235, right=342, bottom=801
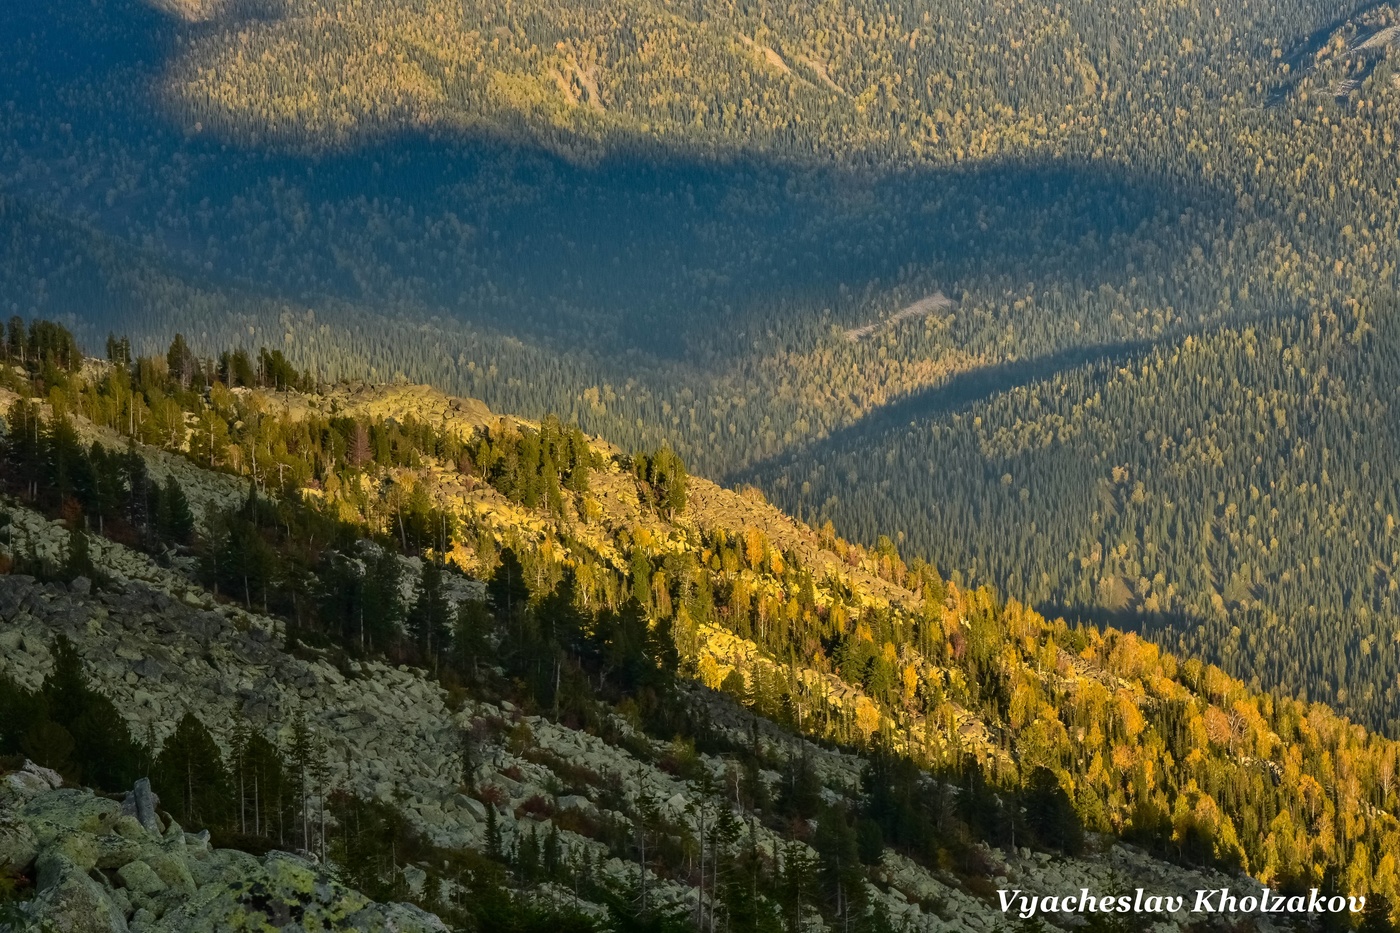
left=32, top=345, right=1400, bottom=893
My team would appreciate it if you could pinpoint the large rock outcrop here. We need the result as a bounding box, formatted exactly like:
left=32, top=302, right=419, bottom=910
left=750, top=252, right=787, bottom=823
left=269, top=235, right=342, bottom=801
left=0, top=762, right=447, bottom=933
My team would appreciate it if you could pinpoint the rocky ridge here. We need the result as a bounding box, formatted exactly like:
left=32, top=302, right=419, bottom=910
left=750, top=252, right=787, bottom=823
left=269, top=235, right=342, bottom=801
left=0, top=494, right=1285, bottom=932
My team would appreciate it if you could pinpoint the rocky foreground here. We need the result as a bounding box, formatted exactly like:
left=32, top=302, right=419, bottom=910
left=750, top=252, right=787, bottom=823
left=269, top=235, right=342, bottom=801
left=1, top=760, right=444, bottom=932
left=0, top=493, right=1286, bottom=933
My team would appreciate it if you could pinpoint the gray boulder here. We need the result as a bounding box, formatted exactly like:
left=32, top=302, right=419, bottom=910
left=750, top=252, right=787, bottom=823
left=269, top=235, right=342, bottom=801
left=119, top=778, right=163, bottom=836
left=0, top=814, right=38, bottom=870
left=344, top=900, right=451, bottom=932
left=3, top=768, right=54, bottom=808
left=556, top=795, right=596, bottom=815
left=27, top=860, right=129, bottom=932
left=23, top=760, right=65, bottom=789
left=453, top=794, right=488, bottom=821
left=116, top=858, right=168, bottom=897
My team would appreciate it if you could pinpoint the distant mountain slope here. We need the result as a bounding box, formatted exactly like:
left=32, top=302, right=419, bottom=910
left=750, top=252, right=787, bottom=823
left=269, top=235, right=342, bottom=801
left=2, top=0, right=1399, bottom=479
left=756, top=299, right=1400, bottom=736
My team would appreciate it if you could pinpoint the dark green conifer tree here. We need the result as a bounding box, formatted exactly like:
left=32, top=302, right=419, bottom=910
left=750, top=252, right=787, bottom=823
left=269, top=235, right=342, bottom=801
left=157, top=474, right=196, bottom=544
left=813, top=808, right=866, bottom=928
left=1359, top=894, right=1397, bottom=933
left=453, top=598, right=491, bottom=677
left=38, top=636, right=144, bottom=790
left=363, top=547, right=405, bottom=652
left=152, top=712, right=232, bottom=831
left=485, top=804, right=504, bottom=862
left=1023, top=767, right=1084, bottom=856
left=408, top=558, right=451, bottom=667
left=488, top=547, right=530, bottom=625
left=62, top=526, right=94, bottom=582
left=776, top=751, right=822, bottom=820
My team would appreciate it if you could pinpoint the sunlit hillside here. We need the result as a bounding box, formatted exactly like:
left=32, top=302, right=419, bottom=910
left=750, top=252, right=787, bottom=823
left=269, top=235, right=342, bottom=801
left=5, top=0, right=1400, bottom=739
left=5, top=325, right=1400, bottom=922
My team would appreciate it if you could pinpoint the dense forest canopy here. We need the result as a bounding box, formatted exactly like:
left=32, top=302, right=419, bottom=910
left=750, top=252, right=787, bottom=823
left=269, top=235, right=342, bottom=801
left=756, top=299, right=1400, bottom=736
left=4, top=0, right=1400, bottom=734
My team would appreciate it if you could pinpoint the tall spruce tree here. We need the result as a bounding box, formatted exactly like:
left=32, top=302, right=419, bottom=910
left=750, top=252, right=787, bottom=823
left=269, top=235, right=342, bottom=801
left=408, top=558, right=451, bottom=668
left=157, top=474, right=196, bottom=544
left=38, top=636, right=145, bottom=791
left=152, top=713, right=232, bottom=831
left=363, top=547, right=404, bottom=652
left=488, top=547, right=529, bottom=625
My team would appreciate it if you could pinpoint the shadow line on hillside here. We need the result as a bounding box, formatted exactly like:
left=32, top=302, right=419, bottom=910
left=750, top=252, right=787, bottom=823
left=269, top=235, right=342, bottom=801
left=0, top=0, right=1244, bottom=370
left=729, top=337, right=1158, bottom=486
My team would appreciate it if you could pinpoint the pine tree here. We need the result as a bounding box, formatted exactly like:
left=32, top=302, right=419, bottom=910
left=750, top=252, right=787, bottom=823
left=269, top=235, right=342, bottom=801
left=152, top=712, right=232, bottom=831
left=242, top=730, right=290, bottom=842
left=540, top=567, right=587, bottom=656
left=20, top=720, right=77, bottom=780
left=485, top=803, right=503, bottom=862
left=544, top=825, right=563, bottom=880
left=408, top=558, right=451, bottom=667
left=814, top=807, right=865, bottom=926
left=288, top=711, right=322, bottom=855
left=166, top=334, right=194, bottom=388
left=86, top=442, right=122, bottom=533
left=488, top=547, right=529, bottom=624
left=123, top=441, right=152, bottom=538
left=157, top=474, right=196, bottom=545
left=776, top=751, right=822, bottom=820
left=779, top=841, right=821, bottom=933
left=348, top=421, right=372, bottom=468
left=454, top=598, right=491, bottom=677
left=1359, top=894, right=1397, bottom=933
left=39, top=636, right=144, bottom=791
left=517, top=826, right=541, bottom=882
left=5, top=316, right=23, bottom=363
left=222, top=517, right=275, bottom=609
left=230, top=714, right=254, bottom=835
left=62, top=526, right=94, bottom=582
left=1023, top=767, right=1084, bottom=856
left=105, top=333, right=131, bottom=365
left=363, top=547, right=404, bottom=652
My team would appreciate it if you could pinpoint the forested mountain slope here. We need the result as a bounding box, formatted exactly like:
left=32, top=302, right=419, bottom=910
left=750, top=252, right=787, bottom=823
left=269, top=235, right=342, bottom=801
left=755, top=297, right=1400, bottom=736
left=4, top=324, right=1400, bottom=929
left=2, top=0, right=1399, bottom=477
left=0, top=513, right=1290, bottom=933
left=5, top=0, right=1400, bottom=906
left=7, top=1, right=1400, bottom=736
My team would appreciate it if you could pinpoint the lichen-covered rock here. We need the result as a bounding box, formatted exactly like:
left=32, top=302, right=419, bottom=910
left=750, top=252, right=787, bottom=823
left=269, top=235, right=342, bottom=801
left=26, top=862, right=130, bottom=932
left=94, top=831, right=146, bottom=870
left=116, top=859, right=168, bottom=897
left=23, top=788, right=122, bottom=839
left=145, top=851, right=196, bottom=894
left=45, top=828, right=102, bottom=875
left=4, top=783, right=450, bottom=933
left=0, top=813, right=37, bottom=870
left=111, top=815, right=149, bottom=841
left=190, top=846, right=261, bottom=888
left=148, top=850, right=420, bottom=932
